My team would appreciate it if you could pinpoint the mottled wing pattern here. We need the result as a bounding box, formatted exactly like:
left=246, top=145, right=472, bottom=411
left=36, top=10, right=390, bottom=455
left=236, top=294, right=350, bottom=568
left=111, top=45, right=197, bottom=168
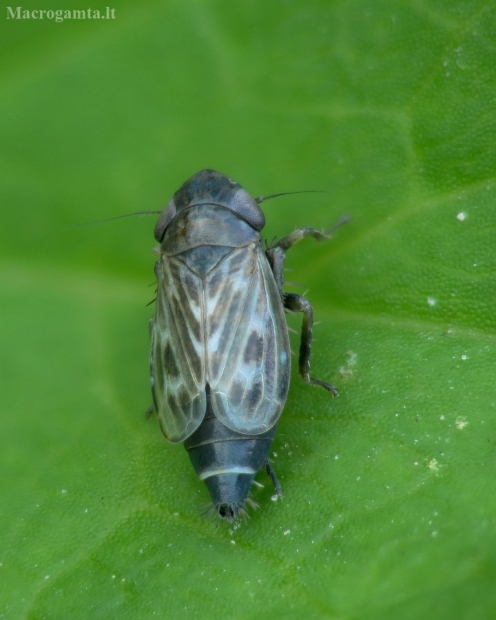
left=151, top=256, right=206, bottom=443
left=206, top=244, right=291, bottom=435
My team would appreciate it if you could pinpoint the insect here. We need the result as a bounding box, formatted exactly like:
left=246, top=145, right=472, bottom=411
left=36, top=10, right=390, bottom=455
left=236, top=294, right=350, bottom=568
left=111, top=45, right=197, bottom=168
left=150, top=169, right=344, bottom=521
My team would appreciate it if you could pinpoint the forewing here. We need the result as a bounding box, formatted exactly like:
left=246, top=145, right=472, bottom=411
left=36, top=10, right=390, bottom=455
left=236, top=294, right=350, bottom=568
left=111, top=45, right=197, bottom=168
left=151, top=256, right=206, bottom=443
left=206, top=244, right=290, bottom=434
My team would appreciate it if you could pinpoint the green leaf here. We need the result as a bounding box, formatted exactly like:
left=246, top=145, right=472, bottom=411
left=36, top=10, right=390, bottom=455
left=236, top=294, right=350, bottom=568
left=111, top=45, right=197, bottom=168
left=1, top=1, right=495, bottom=618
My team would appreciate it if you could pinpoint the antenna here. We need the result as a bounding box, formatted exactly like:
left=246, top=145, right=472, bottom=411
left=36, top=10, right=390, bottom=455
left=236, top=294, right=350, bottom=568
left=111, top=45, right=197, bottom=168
left=255, top=190, right=328, bottom=204
left=77, top=210, right=162, bottom=227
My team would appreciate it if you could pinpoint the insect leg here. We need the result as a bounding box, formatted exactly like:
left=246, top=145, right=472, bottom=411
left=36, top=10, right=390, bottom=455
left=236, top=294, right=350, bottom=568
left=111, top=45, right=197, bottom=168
left=266, top=217, right=349, bottom=294
left=265, top=462, right=283, bottom=497
left=272, top=227, right=328, bottom=251
left=284, top=292, right=338, bottom=396
left=266, top=229, right=330, bottom=296
left=265, top=246, right=286, bottom=295
left=271, top=216, right=350, bottom=252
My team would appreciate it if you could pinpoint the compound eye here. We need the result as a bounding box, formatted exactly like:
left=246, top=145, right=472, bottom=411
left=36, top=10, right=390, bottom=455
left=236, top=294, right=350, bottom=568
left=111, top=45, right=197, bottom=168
left=230, top=189, right=265, bottom=230
left=154, top=199, right=177, bottom=242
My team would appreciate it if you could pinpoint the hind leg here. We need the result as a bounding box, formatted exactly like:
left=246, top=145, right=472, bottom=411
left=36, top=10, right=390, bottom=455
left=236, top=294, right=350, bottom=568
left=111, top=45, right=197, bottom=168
left=265, top=462, right=283, bottom=498
left=284, top=292, right=338, bottom=396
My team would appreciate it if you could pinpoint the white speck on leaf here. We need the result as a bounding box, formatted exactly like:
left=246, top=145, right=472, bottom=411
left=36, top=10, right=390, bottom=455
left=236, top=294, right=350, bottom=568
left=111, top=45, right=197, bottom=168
left=455, top=416, right=468, bottom=430
left=427, top=297, right=436, bottom=307
left=428, top=459, right=440, bottom=473
left=457, top=212, right=466, bottom=221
